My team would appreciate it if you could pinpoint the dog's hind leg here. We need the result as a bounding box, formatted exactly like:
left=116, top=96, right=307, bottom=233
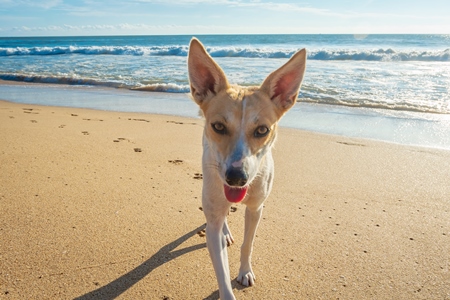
left=237, top=205, right=263, bottom=286
left=223, top=218, right=235, bottom=246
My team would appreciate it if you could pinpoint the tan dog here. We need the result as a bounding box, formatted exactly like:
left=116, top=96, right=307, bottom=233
left=188, top=38, right=306, bottom=299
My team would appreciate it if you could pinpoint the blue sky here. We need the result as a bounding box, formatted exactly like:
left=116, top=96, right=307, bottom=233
left=1, top=0, right=449, bottom=36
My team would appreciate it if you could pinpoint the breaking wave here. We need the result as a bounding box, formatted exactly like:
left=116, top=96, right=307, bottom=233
left=2, top=72, right=448, bottom=114
left=0, top=73, right=129, bottom=88
left=0, top=46, right=188, bottom=57
left=131, top=83, right=190, bottom=93
left=0, top=72, right=190, bottom=93
left=300, top=94, right=450, bottom=114
left=1, top=46, right=450, bottom=61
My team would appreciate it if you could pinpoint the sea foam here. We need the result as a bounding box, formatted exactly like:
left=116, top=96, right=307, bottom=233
left=1, top=46, right=449, bottom=61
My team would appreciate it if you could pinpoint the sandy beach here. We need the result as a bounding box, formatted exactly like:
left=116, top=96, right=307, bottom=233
left=1, top=99, right=449, bottom=299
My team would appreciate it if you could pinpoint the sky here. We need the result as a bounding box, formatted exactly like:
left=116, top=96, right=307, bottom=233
left=1, top=0, right=450, bottom=37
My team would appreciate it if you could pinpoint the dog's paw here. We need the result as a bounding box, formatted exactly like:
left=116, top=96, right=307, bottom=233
left=237, top=269, right=256, bottom=287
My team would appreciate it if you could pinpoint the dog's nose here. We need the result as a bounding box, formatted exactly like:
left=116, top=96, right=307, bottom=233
left=225, top=167, right=248, bottom=187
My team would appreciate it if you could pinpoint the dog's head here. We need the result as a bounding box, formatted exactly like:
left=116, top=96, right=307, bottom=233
left=188, top=38, right=306, bottom=202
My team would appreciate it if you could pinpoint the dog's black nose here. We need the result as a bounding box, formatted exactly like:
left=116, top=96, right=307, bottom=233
left=225, top=168, right=248, bottom=187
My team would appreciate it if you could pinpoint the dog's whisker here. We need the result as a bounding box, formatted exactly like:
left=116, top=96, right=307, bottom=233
left=204, top=164, right=220, bottom=171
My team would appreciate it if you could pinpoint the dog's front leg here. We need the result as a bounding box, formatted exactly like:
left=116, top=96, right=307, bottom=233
left=237, top=205, right=263, bottom=287
left=205, top=214, right=236, bottom=300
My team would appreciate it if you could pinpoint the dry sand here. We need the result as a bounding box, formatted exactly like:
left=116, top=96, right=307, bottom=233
left=1, top=99, right=449, bottom=299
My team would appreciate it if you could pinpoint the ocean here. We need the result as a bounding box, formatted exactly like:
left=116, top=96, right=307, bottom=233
left=1, top=34, right=450, bottom=149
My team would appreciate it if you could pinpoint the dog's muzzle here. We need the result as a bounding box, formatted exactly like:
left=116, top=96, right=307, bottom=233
left=225, top=167, right=248, bottom=187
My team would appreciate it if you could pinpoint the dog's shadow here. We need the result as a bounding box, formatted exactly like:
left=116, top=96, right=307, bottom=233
left=74, top=223, right=207, bottom=300
left=203, top=280, right=248, bottom=300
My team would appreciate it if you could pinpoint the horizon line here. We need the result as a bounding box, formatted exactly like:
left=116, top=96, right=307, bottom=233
left=1, top=33, right=449, bottom=39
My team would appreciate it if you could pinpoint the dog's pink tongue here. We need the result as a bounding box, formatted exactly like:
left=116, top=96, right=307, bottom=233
left=224, top=185, right=248, bottom=203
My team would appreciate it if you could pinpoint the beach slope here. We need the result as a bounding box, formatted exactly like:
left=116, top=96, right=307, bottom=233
left=1, top=100, right=449, bottom=299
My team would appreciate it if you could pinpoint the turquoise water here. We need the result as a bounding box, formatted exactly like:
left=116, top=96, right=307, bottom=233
left=1, top=34, right=450, bottom=148
left=1, top=34, right=450, bottom=113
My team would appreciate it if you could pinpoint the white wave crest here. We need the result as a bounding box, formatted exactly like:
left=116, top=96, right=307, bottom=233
left=2, top=45, right=449, bottom=61
left=0, top=73, right=190, bottom=93
left=0, top=73, right=130, bottom=88
left=299, top=92, right=450, bottom=114
left=309, top=48, right=450, bottom=61
left=131, top=83, right=190, bottom=93
left=0, top=45, right=188, bottom=56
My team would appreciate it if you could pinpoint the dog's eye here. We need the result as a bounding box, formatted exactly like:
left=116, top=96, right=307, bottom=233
left=212, top=122, right=227, bottom=135
left=254, top=126, right=270, bottom=138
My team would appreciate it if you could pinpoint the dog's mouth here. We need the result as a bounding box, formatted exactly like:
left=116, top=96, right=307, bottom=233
left=224, top=185, right=248, bottom=203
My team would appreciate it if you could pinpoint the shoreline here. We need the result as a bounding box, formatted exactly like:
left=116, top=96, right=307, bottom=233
left=1, top=99, right=450, bottom=299
left=2, top=80, right=450, bottom=150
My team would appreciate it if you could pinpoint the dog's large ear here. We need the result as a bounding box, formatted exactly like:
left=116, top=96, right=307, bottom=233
left=188, top=38, right=228, bottom=106
left=260, top=49, right=306, bottom=117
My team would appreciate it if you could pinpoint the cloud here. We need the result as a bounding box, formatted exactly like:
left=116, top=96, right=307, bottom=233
left=1, top=0, right=448, bottom=36
left=2, top=22, right=269, bottom=36
left=127, top=0, right=362, bottom=19
left=9, top=25, right=65, bottom=33
left=128, top=0, right=443, bottom=20
left=233, top=2, right=341, bottom=17
left=3, top=0, right=62, bottom=9
left=4, top=23, right=178, bottom=33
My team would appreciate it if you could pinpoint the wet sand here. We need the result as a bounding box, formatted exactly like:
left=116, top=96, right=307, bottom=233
left=1, top=99, right=449, bottom=299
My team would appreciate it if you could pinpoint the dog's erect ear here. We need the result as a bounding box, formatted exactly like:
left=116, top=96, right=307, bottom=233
left=260, top=49, right=306, bottom=117
left=188, top=38, right=228, bottom=106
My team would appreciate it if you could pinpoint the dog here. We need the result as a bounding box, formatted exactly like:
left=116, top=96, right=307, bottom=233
left=188, top=38, right=306, bottom=299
